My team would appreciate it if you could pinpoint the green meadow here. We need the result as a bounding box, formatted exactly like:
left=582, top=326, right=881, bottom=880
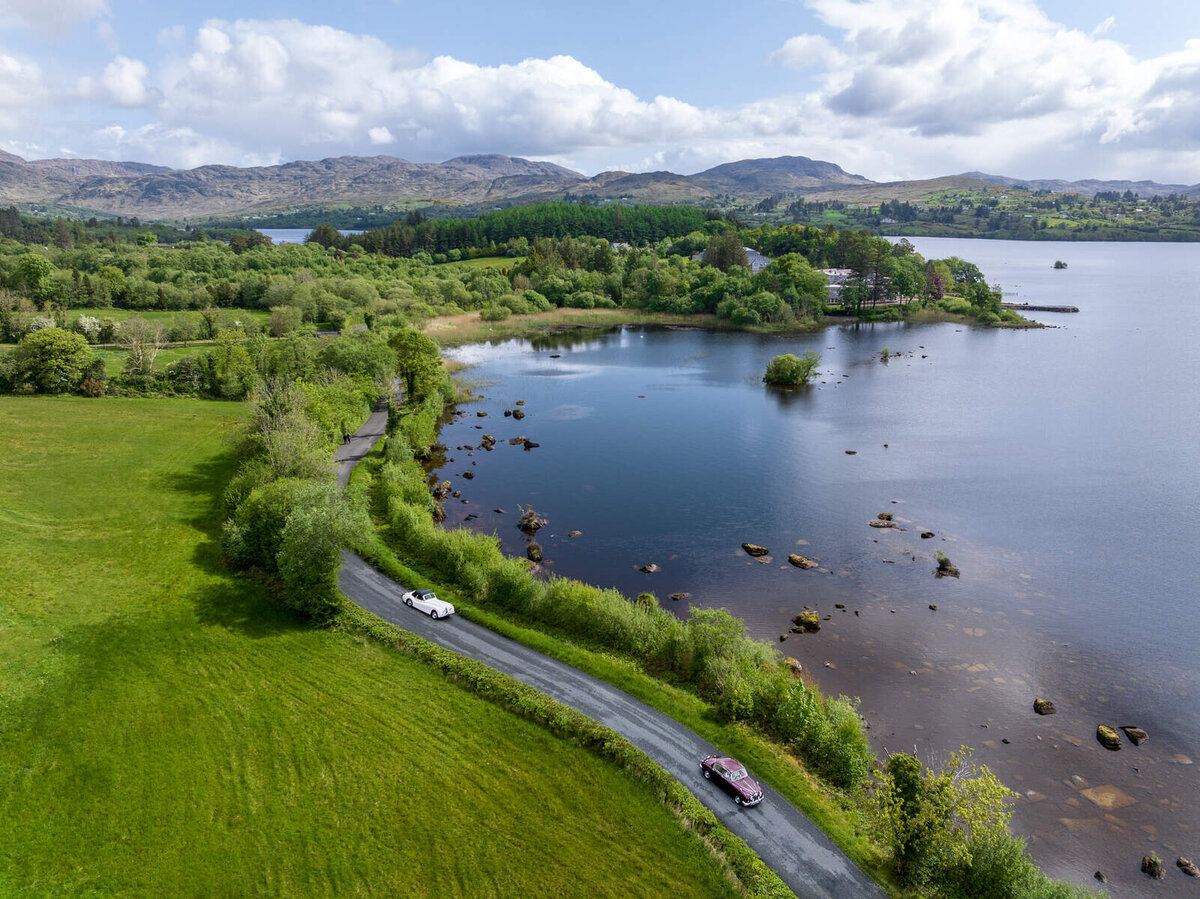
left=0, top=397, right=738, bottom=898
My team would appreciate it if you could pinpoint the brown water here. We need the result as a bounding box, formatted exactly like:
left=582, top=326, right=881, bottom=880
left=435, top=239, right=1200, bottom=895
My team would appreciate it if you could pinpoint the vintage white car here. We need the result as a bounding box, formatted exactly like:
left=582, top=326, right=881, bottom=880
left=401, top=588, right=455, bottom=620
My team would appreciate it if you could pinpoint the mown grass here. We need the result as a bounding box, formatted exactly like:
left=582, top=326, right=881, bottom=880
left=438, top=255, right=525, bottom=270
left=422, top=307, right=720, bottom=347
left=0, top=397, right=742, bottom=898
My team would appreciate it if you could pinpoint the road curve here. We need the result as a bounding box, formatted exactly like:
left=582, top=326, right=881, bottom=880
left=338, top=552, right=884, bottom=899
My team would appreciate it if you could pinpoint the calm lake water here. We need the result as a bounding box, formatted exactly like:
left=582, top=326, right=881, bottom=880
left=255, top=228, right=362, bottom=245
left=435, top=238, right=1200, bottom=895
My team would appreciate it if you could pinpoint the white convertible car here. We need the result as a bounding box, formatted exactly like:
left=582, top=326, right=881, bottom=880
left=401, top=588, right=455, bottom=620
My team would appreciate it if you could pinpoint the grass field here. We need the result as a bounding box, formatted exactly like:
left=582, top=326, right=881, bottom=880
left=0, top=397, right=740, bottom=898
left=439, top=255, right=524, bottom=270
left=92, top=345, right=207, bottom=377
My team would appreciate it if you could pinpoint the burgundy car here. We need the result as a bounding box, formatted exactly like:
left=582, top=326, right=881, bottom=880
left=700, top=755, right=764, bottom=807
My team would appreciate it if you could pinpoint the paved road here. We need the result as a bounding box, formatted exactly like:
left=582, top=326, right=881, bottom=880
left=334, top=395, right=392, bottom=487
left=338, top=552, right=883, bottom=899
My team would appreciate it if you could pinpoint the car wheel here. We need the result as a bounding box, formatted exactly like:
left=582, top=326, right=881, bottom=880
left=702, top=769, right=711, bottom=779
left=405, top=598, right=413, bottom=607
left=735, top=795, right=743, bottom=806
left=430, top=609, right=439, bottom=620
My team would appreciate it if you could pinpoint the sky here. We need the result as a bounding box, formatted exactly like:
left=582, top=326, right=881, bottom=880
left=1, top=0, right=1198, bottom=183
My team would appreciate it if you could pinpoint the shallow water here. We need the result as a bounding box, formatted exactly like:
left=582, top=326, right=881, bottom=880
left=435, top=239, right=1200, bottom=895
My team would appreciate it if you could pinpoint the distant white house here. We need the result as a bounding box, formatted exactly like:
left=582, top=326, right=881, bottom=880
left=819, top=268, right=855, bottom=303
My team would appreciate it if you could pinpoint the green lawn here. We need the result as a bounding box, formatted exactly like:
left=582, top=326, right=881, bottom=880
left=63, top=307, right=272, bottom=326
left=92, top=345, right=206, bottom=377
left=0, top=397, right=738, bottom=898
left=440, top=255, right=523, bottom=270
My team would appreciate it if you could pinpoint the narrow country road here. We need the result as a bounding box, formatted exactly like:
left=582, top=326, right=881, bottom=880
left=335, top=405, right=883, bottom=899
left=334, top=394, right=392, bottom=487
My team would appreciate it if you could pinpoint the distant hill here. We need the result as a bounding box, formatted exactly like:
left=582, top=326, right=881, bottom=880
left=1, top=147, right=1197, bottom=219
left=690, top=155, right=872, bottom=194
left=962, top=171, right=1200, bottom=199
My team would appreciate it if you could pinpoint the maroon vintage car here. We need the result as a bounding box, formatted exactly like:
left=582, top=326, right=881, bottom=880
left=700, top=755, right=764, bottom=807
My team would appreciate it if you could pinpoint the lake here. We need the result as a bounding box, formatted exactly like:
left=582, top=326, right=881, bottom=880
left=434, top=238, right=1200, bottom=895
left=255, top=227, right=363, bottom=245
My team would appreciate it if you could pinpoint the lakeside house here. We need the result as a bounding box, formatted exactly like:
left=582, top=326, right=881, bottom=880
left=820, top=268, right=854, bottom=303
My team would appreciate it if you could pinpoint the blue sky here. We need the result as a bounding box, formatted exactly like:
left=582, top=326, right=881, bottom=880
left=2, top=0, right=1198, bottom=182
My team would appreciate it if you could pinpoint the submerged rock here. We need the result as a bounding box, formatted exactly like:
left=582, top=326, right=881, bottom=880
left=568, top=530, right=582, bottom=537
left=788, top=553, right=818, bottom=569
left=1034, top=699, right=1057, bottom=716
left=1121, top=726, right=1149, bottom=746
left=1096, top=724, right=1122, bottom=751
left=522, top=440, right=540, bottom=450
left=869, top=519, right=900, bottom=529
left=669, top=592, right=690, bottom=602
left=741, top=543, right=770, bottom=557
left=508, top=436, right=527, bottom=445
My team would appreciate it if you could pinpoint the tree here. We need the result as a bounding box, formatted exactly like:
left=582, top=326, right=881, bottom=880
left=703, top=233, right=748, bottom=272
left=876, top=748, right=1014, bottom=886
left=388, top=327, right=443, bottom=400
left=8, top=327, right=93, bottom=393
left=117, top=317, right=167, bottom=377
left=15, top=254, right=55, bottom=300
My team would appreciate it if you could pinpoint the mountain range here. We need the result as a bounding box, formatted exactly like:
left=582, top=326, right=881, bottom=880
left=0, top=148, right=1196, bottom=221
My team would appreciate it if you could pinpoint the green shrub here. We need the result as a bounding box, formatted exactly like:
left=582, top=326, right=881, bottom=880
left=763, top=352, right=820, bottom=386
left=479, top=305, right=512, bottom=322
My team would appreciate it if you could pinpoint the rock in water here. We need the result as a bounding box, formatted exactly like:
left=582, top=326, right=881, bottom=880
left=1120, top=726, right=1149, bottom=746
left=921, top=531, right=935, bottom=539
left=877, top=512, right=893, bottom=521
left=567, top=530, right=582, bottom=537
left=1093, top=871, right=1106, bottom=883
left=1177, top=858, right=1200, bottom=877
left=462, top=470, right=474, bottom=479
left=741, top=543, right=770, bottom=557
left=783, top=657, right=803, bottom=677
left=869, top=519, right=900, bottom=529
left=935, top=555, right=960, bottom=578
left=1096, top=724, right=1122, bottom=751
left=512, top=408, right=526, bottom=420
left=1141, top=855, right=1165, bottom=879
left=526, top=542, right=542, bottom=562
left=788, top=553, right=817, bottom=569
left=517, top=507, right=547, bottom=534
left=639, top=563, right=661, bottom=573
left=1033, top=699, right=1057, bottom=716
left=793, top=610, right=821, bottom=633
left=432, top=480, right=452, bottom=500
left=668, top=592, right=690, bottom=602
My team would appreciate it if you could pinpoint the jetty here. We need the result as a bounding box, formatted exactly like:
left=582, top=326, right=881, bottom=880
left=1002, top=302, right=1079, bottom=313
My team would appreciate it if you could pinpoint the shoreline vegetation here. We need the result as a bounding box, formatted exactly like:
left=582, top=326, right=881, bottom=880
left=1, top=207, right=1091, bottom=896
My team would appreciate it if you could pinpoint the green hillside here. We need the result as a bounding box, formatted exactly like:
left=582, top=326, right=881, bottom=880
left=0, top=397, right=738, bottom=898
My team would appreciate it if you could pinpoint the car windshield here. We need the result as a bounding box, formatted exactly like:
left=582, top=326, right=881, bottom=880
left=728, top=767, right=747, bottom=781
left=421, top=593, right=436, bottom=601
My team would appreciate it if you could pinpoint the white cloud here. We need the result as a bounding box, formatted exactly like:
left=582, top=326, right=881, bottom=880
left=368, top=126, right=395, bottom=145
left=0, top=0, right=107, bottom=31
left=0, top=51, right=46, bottom=129
left=769, top=34, right=845, bottom=70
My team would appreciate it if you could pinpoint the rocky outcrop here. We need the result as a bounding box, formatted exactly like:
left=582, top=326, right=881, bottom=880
left=783, top=657, right=804, bottom=677
left=1096, top=724, right=1122, bottom=751
left=432, top=480, right=452, bottom=500
left=741, top=543, right=770, bottom=557
left=1033, top=699, right=1057, bottom=716
left=788, top=553, right=818, bottom=569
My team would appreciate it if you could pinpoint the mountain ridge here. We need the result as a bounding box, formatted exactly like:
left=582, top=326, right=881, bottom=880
left=1, top=147, right=1197, bottom=219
